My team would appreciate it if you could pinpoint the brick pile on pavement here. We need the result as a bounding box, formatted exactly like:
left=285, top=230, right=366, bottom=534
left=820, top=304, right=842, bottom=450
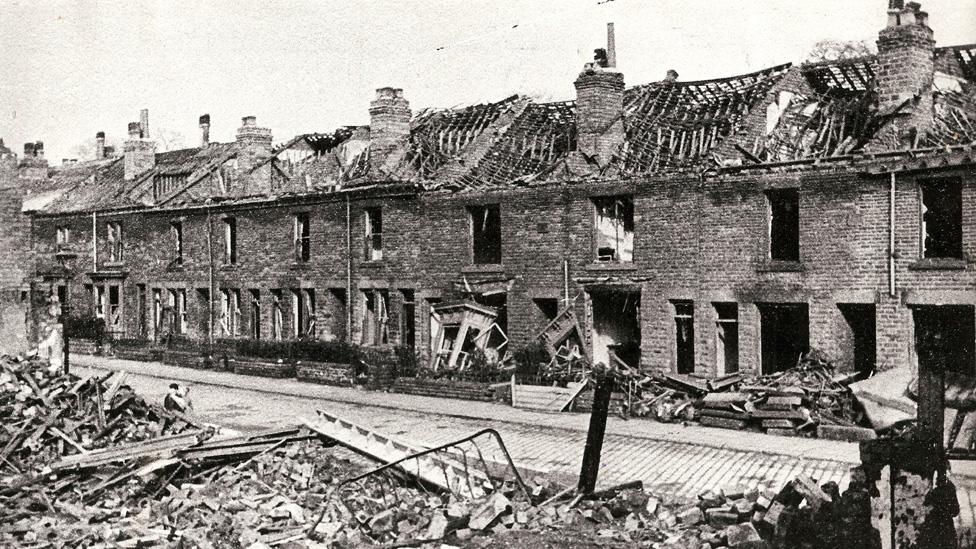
left=617, top=352, right=874, bottom=441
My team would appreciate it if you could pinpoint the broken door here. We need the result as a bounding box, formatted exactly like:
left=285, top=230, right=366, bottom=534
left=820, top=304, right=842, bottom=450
left=589, top=290, right=640, bottom=369
left=758, top=303, right=809, bottom=374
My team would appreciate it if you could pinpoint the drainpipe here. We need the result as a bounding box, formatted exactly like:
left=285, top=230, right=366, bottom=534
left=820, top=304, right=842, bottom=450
left=563, top=259, right=570, bottom=308
left=346, top=195, right=353, bottom=340
left=889, top=172, right=896, bottom=298
left=91, top=212, right=97, bottom=272
left=207, top=207, right=215, bottom=345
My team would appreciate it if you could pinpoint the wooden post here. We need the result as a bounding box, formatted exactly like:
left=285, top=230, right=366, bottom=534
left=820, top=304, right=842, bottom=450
left=578, top=373, right=613, bottom=494
left=61, top=303, right=70, bottom=376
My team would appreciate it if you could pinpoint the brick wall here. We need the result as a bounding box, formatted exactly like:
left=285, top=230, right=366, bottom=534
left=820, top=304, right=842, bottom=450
left=27, top=163, right=976, bottom=377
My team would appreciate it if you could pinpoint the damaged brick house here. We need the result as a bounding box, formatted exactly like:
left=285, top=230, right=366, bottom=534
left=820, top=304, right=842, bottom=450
left=12, top=1, right=976, bottom=380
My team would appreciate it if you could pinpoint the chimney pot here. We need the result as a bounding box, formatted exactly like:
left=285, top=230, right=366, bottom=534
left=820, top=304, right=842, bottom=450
left=128, top=122, right=142, bottom=139
left=664, top=69, right=679, bottom=82
left=606, top=22, right=617, bottom=68
left=34, top=141, right=44, bottom=159
left=96, top=131, right=106, bottom=159
left=24, top=143, right=35, bottom=156
left=139, top=108, right=149, bottom=138
left=242, top=115, right=256, bottom=127
left=199, top=114, right=211, bottom=147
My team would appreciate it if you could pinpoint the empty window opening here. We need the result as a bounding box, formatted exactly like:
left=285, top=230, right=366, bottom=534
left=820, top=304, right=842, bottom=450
left=152, top=288, right=162, bottom=340
left=673, top=300, right=695, bottom=374
left=533, top=297, right=560, bottom=324
left=223, top=217, right=237, bottom=265
left=361, top=289, right=390, bottom=346
left=271, top=290, right=284, bottom=340
left=364, top=207, right=383, bottom=261
left=920, top=180, right=963, bottom=259
left=196, top=288, right=210, bottom=338
left=913, top=305, right=975, bottom=376
left=758, top=303, right=809, bottom=374
left=167, top=289, right=187, bottom=335
left=294, top=213, right=310, bottom=262
left=593, top=196, right=634, bottom=262
left=94, top=285, right=106, bottom=319
left=292, top=288, right=316, bottom=339
left=137, top=284, right=147, bottom=338
left=838, top=304, right=876, bottom=376
left=714, top=302, right=739, bottom=374
left=766, top=189, right=799, bottom=261
left=56, top=226, right=70, bottom=251
left=469, top=205, right=502, bottom=264
left=107, top=222, right=124, bottom=262
left=401, top=289, right=416, bottom=349
left=106, top=285, right=122, bottom=334
left=249, top=289, right=261, bottom=340
left=172, top=221, right=183, bottom=266
left=220, top=288, right=241, bottom=337
left=590, top=290, right=641, bottom=369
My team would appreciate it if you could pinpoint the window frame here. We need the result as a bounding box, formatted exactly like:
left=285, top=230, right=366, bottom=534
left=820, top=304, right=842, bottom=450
left=468, top=204, right=502, bottom=265
left=171, top=221, right=184, bottom=266
left=294, top=212, right=311, bottom=263
left=107, top=221, right=124, bottom=263
left=919, top=179, right=963, bottom=260
left=363, top=207, right=383, bottom=261
left=223, top=217, right=237, bottom=265
left=765, top=188, right=800, bottom=262
left=592, top=195, right=635, bottom=263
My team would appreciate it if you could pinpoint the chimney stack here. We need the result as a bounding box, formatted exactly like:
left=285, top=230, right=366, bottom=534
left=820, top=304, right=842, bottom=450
left=872, top=1, right=936, bottom=148
left=124, top=117, right=156, bottom=180
left=573, top=50, right=625, bottom=167
left=19, top=141, right=48, bottom=177
left=140, top=108, right=150, bottom=138
left=96, top=131, right=106, bottom=160
left=199, top=114, right=211, bottom=147
left=369, top=87, right=411, bottom=177
left=235, top=115, right=273, bottom=174
left=606, top=23, right=617, bottom=68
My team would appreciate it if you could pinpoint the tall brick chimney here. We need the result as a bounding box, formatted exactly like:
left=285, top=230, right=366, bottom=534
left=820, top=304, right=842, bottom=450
left=872, top=0, right=936, bottom=149
left=199, top=114, right=211, bottom=147
left=369, top=87, right=411, bottom=177
left=124, top=120, right=156, bottom=180
left=235, top=116, right=273, bottom=173
left=95, top=131, right=106, bottom=160
left=574, top=54, right=625, bottom=166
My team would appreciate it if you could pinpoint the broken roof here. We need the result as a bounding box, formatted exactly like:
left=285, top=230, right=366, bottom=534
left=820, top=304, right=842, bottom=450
left=26, top=43, right=976, bottom=215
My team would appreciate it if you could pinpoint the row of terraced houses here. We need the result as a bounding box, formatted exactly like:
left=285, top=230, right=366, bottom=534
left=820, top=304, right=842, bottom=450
left=1, top=1, right=975, bottom=381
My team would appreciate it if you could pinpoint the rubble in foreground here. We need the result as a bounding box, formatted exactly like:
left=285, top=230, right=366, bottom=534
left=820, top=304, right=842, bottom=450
left=0, top=355, right=881, bottom=548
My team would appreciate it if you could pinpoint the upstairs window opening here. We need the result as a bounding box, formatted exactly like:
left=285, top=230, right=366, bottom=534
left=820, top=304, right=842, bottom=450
left=920, top=179, right=962, bottom=259
left=469, top=204, right=502, bottom=264
left=766, top=189, right=799, bottom=261
left=107, top=222, right=124, bottom=263
left=295, top=213, right=311, bottom=262
left=593, top=196, right=634, bottom=262
left=364, top=207, right=383, bottom=261
left=223, top=217, right=237, bottom=265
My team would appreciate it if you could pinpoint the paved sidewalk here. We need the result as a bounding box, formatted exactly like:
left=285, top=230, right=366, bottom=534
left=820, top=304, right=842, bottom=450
left=72, top=354, right=858, bottom=463
left=72, top=354, right=858, bottom=499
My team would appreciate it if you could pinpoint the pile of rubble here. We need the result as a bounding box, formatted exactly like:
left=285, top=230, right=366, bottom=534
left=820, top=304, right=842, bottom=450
left=0, top=354, right=199, bottom=476
left=615, top=353, right=872, bottom=440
